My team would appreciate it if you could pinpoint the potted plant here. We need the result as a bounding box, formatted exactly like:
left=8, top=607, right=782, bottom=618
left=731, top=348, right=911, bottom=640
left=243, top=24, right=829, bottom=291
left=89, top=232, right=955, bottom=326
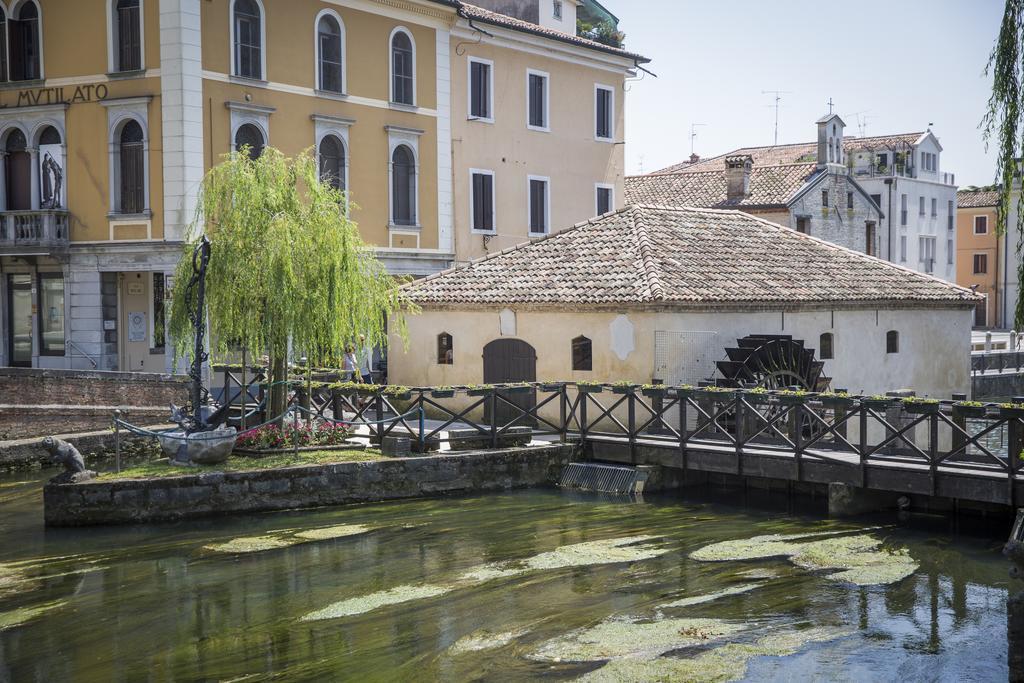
left=466, top=384, right=494, bottom=397
left=381, top=385, right=412, bottom=401
left=862, top=395, right=892, bottom=411
left=820, top=391, right=855, bottom=408
left=776, top=389, right=808, bottom=405
left=611, top=381, right=634, bottom=395
left=577, top=381, right=603, bottom=394
left=952, top=400, right=987, bottom=419
left=744, top=387, right=771, bottom=404
left=902, top=397, right=940, bottom=415
left=641, top=384, right=667, bottom=398
left=999, top=402, right=1024, bottom=419
left=504, top=382, right=532, bottom=394
left=431, top=386, right=455, bottom=399
left=674, top=385, right=696, bottom=399
left=694, top=385, right=732, bottom=401
left=539, top=381, right=564, bottom=392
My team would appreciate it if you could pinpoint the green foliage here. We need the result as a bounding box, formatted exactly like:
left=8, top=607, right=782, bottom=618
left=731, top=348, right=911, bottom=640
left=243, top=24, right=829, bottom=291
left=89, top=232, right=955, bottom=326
left=109, top=449, right=382, bottom=479
left=954, top=400, right=984, bottom=407
left=983, top=1, right=1024, bottom=327
left=902, top=397, right=938, bottom=404
left=169, top=146, right=416, bottom=368
left=576, top=18, right=625, bottom=48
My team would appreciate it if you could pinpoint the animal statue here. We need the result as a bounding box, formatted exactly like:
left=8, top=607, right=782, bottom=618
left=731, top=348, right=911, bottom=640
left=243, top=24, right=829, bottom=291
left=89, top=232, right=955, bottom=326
left=42, top=436, right=94, bottom=484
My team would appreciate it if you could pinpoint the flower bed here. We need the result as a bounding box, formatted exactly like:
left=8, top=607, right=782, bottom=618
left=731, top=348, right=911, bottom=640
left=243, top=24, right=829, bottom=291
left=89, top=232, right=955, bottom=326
left=236, top=421, right=355, bottom=451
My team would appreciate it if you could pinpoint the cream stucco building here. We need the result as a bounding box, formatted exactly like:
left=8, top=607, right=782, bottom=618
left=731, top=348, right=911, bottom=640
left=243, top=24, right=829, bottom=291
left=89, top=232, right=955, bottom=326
left=448, top=3, right=644, bottom=262
left=389, top=205, right=979, bottom=399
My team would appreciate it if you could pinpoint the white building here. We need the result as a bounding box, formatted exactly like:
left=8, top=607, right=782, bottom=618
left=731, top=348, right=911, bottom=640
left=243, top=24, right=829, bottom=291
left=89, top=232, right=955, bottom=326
left=648, top=120, right=959, bottom=282
left=390, top=204, right=979, bottom=399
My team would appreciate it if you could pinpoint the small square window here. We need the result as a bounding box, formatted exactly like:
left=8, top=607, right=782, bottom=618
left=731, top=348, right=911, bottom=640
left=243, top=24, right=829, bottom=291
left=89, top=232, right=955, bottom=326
left=437, top=332, right=453, bottom=364
left=596, top=185, right=613, bottom=216
left=572, top=335, right=592, bottom=371
left=886, top=330, right=899, bottom=354
left=821, top=190, right=829, bottom=207
left=974, top=215, right=988, bottom=234
left=974, top=253, right=988, bottom=274
left=847, top=192, right=854, bottom=209
left=552, top=0, right=562, bottom=20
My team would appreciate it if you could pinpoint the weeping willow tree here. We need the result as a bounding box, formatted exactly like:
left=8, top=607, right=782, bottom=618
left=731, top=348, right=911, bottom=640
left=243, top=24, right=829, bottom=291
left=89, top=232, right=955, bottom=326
left=984, top=0, right=1024, bottom=327
left=169, top=146, right=415, bottom=418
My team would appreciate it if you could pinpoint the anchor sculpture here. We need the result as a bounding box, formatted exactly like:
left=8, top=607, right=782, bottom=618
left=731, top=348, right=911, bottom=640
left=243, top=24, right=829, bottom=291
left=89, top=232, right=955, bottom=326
left=1008, top=509, right=1024, bottom=683
left=160, top=237, right=237, bottom=465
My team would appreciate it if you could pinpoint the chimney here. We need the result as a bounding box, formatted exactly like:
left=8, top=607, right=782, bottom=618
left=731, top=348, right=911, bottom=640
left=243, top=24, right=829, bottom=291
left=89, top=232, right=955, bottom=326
left=689, top=153, right=700, bottom=164
left=725, top=155, right=753, bottom=201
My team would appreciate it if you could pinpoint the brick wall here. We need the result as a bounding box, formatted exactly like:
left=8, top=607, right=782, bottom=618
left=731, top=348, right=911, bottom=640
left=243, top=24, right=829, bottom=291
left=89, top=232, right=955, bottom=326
left=0, top=368, right=188, bottom=440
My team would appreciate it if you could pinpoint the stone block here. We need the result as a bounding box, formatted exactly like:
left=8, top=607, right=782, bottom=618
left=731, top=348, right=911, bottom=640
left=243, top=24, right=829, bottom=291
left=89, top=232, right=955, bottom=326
left=382, top=436, right=411, bottom=457
left=250, top=479, right=290, bottom=495
left=448, top=426, right=533, bottom=451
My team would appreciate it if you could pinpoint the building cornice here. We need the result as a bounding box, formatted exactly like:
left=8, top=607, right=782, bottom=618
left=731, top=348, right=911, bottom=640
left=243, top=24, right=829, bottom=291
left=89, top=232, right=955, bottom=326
left=224, top=101, right=277, bottom=116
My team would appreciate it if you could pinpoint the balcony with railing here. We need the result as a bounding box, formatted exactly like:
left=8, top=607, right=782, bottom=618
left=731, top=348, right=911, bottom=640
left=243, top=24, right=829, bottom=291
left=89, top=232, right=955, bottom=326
left=0, top=210, right=69, bottom=252
left=852, top=163, right=917, bottom=180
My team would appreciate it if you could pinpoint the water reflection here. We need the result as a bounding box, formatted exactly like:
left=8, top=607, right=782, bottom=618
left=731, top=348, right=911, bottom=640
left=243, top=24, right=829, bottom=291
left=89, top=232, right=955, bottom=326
left=0, top=469, right=1011, bottom=681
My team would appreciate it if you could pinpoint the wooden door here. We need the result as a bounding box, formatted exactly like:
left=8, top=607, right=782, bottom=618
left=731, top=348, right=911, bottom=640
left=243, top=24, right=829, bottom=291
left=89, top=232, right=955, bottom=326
left=6, top=151, right=30, bottom=210
left=483, top=339, right=537, bottom=427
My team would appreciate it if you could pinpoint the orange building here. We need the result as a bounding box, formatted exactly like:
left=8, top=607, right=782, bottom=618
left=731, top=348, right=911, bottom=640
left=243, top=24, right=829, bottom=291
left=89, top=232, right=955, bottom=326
left=955, top=188, right=1000, bottom=327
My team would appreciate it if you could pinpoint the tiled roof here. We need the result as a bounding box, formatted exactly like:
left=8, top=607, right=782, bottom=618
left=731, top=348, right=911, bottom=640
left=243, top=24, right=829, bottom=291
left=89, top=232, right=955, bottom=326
left=458, top=3, right=649, bottom=62
left=957, top=188, right=1001, bottom=209
left=625, top=163, right=818, bottom=209
left=405, top=205, right=979, bottom=310
left=655, top=133, right=925, bottom=175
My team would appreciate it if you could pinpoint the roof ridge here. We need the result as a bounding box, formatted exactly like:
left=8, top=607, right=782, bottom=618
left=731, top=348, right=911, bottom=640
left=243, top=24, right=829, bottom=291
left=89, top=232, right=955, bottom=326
left=630, top=207, right=665, bottom=302
left=630, top=161, right=817, bottom=180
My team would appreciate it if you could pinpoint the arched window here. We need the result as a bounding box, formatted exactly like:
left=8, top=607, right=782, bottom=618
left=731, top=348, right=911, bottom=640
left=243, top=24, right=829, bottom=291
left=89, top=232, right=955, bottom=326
left=819, top=332, right=834, bottom=360
left=0, top=8, right=8, bottom=82
left=317, top=13, right=343, bottom=93
left=39, top=126, right=63, bottom=210
left=318, top=134, right=345, bottom=192
left=437, top=332, right=453, bottom=365
left=572, top=335, right=592, bottom=371
left=390, top=30, right=414, bottom=105
left=886, top=330, right=899, bottom=354
left=233, top=0, right=262, bottom=80
left=391, top=144, right=416, bottom=226
left=10, top=1, right=41, bottom=82
left=5, top=128, right=30, bottom=210
left=114, top=0, right=142, bottom=72
left=234, top=123, right=264, bottom=160
left=118, top=120, right=145, bottom=214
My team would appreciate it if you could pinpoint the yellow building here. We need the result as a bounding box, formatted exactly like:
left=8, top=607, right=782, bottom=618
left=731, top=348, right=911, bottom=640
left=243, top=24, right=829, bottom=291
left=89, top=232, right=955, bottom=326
left=0, top=0, right=645, bottom=373
left=449, top=3, right=645, bottom=262
left=955, top=188, right=1000, bottom=328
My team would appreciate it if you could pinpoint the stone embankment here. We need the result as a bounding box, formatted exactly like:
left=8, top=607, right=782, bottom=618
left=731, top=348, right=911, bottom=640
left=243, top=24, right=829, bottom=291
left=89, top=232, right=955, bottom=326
left=44, top=444, right=575, bottom=526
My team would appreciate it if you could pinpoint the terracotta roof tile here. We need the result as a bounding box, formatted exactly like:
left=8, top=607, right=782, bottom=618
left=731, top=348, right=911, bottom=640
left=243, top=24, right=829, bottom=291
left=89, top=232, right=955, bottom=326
left=625, top=163, right=818, bottom=209
left=405, top=205, right=979, bottom=309
left=655, top=133, right=925, bottom=175
left=458, top=3, right=649, bottom=62
left=957, top=189, right=1001, bottom=209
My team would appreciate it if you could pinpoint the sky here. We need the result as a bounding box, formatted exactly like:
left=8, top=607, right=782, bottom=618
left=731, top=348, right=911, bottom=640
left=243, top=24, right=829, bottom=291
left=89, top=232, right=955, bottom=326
left=617, top=0, right=1005, bottom=187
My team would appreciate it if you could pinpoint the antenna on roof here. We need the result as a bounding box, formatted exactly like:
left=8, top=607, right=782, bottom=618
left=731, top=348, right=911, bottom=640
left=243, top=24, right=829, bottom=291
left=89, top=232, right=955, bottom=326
left=762, top=90, right=791, bottom=146
left=852, top=110, right=872, bottom=137
left=690, top=123, right=706, bottom=157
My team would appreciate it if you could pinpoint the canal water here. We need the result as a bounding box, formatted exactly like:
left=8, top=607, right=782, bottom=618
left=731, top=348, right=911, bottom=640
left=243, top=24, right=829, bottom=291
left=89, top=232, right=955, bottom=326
left=0, top=467, right=1012, bottom=681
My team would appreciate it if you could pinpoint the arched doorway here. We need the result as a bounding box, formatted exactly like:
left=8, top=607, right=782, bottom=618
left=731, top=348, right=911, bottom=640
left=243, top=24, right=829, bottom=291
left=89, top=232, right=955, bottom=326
left=482, top=338, right=536, bottom=427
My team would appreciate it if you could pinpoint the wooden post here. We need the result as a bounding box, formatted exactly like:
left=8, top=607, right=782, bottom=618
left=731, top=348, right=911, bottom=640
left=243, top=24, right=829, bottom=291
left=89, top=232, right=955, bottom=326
left=628, top=389, right=636, bottom=464
left=559, top=384, right=567, bottom=443
left=793, top=403, right=802, bottom=482
left=950, top=392, right=966, bottom=462
left=679, top=392, right=688, bottom=477
left=240, top=350, right=248, bottom=432
left=113, top=409, right=121, bottom=474
left=858, top=403, right=868, bottom=488
left=490, top=389, right=498, bottom=449
left=928, top=411, right=939, bottom=496
left=734, top=392, right=744, bottom=476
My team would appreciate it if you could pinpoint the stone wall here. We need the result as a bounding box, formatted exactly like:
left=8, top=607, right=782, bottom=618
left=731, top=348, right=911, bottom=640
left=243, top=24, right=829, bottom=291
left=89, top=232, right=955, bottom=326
left=0, top=368, right=187, bottom=439
left=43, top=444, right=575, bottom=526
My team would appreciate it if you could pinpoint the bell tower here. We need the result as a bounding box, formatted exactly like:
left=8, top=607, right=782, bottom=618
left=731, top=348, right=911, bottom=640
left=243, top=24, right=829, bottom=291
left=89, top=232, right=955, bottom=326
left=816, top=112, right=845, bottom=169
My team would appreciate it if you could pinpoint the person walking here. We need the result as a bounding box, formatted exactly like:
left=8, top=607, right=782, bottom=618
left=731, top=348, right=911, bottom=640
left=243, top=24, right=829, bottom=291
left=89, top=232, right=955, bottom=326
left=358, top=334, right=374, bottom=384
left=342, top=345, right=358, bottom=382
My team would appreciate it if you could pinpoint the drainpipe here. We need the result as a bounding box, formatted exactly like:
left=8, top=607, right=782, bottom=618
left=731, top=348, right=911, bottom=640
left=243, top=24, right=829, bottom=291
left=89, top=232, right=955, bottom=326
left=885, top=178, right=894, bottom=261
left=996, top=222, right=1001, bottom=329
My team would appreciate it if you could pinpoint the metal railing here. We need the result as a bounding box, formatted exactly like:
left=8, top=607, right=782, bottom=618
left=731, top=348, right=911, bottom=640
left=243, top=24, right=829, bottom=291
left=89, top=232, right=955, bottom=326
left=212, top=371, right=1023, bottom=506
left=972, top=351, right=1024, bottom=375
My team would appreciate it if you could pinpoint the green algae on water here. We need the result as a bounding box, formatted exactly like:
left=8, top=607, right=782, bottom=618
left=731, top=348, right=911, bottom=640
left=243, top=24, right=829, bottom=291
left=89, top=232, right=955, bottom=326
left=205, top=535, right=295, bottom=553
left=302, top=584, right=451, bottom=620
left=294, top=524, right=373, bottom=541
left=531, top=616, right=745, bottom=662
left=449, top=627, right=529, bottom=654
left=578, top=625, right=854, bottom=682
left=0, top=600, right=66, bottom=631
left=659, top=582, right=762, bottom=609
left=691, top=531, right=917, bottom=586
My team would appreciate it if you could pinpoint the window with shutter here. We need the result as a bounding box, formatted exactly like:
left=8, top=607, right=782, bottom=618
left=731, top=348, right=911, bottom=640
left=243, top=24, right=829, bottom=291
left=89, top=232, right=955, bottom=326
left=318, top=14, right=343, bottom=93
left=234, top=0, right=262, bottom=79
left=116, top=0, right=142, bottom=72
left=392, top=145, right=416, bottom=226
left=528, top=71, right=547, bottom=129
left=391, top=31, right=414, bottom=105
left=470, top=59, right=491, bottom=120
left=595, top=86, right=613, bottom=140
left=529, top=177, right=548, bottom=234
left=596, top=186, right=612, bottom=216
left=471, top=171, right=494, bottom=232
left=119, top=120, right=145, bottom=214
